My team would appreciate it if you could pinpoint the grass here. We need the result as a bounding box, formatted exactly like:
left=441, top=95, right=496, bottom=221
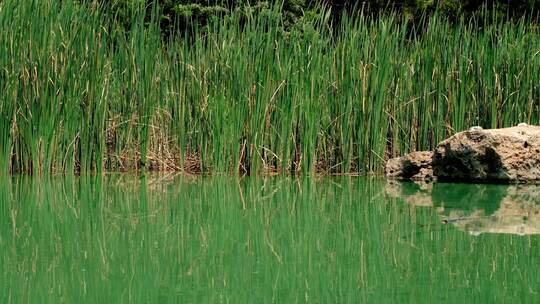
left=0, top=0, right=539, bottom=175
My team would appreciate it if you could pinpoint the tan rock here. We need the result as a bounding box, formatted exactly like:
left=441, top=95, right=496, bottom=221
left=385, top=151, right=434, bottom=180
left=433, top=125, right=540, bottom=182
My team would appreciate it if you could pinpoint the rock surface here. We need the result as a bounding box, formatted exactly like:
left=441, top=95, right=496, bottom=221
left=386, top=125, right=540, bottom=182
left=385, top=151, right=433, bottom=180
left=433, top=125, right=540, bottom=182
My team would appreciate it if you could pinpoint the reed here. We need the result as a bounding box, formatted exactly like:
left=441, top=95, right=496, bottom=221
left=0, top=0, right=539, bottom=175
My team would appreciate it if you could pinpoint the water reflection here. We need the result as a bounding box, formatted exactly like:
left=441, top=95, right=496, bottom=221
left=386, top=181, right=540, bottom=236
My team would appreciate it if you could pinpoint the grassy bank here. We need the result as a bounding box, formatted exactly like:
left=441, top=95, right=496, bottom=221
left=1, top=0, right=539, bottom=175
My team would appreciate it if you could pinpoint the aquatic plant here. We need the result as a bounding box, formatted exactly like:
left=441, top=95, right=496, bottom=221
left=0, top=0, right=538, bottom=175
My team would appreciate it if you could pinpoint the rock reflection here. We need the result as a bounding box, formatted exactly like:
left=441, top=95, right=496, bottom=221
left=386, top=181, right=540, bottom=236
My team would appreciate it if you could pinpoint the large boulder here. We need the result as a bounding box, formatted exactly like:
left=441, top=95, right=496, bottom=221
left=385, top=151, right=434, bottom=180
left=433, top=125, right=540, bottom=182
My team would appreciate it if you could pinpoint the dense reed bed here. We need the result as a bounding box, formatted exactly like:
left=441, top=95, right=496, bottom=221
left=1, top=0, right=539, bottom=175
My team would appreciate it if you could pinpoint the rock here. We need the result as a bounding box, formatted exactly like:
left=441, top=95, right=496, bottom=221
left=385, top=151, right=434, bottom=180
left=433, top=125, right=540, bottom=182
left=469, top=126, right=483, bottom=131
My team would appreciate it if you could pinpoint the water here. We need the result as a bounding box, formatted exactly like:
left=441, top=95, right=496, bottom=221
left=1, top=175, right=539, bottom=303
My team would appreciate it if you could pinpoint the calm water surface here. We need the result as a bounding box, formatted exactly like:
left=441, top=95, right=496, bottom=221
left=1, top=175, right=539, bottom=303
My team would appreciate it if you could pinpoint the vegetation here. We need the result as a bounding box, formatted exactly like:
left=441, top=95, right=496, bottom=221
left=95, top=0, right=540, bottom=33
left=0, top=0, right=539, bottom=175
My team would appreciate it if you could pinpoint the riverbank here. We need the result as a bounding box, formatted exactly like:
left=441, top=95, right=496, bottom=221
left=1, top=0, right=539, bottom=175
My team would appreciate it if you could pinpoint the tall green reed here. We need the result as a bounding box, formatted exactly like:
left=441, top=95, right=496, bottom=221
left=0, top=0, right=538, bottom=175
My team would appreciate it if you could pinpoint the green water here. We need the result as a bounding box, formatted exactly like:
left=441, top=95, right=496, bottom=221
left=1, top=176, right=539, bottom=303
